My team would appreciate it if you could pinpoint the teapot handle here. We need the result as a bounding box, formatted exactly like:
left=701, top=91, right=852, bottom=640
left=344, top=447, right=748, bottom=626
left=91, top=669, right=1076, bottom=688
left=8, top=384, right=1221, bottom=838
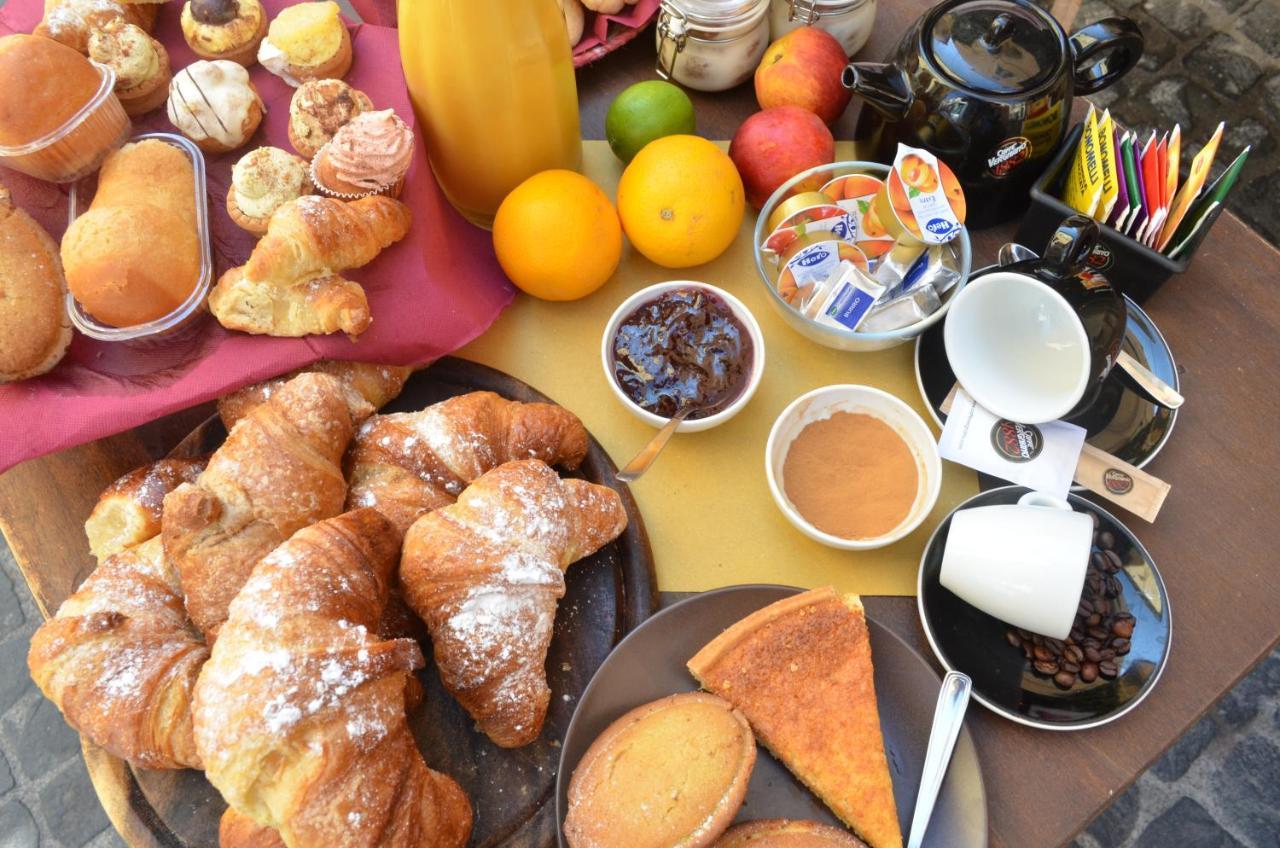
left=1069, top=18, right=1144, bottom=95
left=1041, top=215, right=1100, bottom=277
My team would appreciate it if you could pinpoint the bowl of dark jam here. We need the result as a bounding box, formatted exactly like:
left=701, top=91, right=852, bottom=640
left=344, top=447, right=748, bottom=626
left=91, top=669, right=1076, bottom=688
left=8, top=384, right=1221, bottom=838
left=602, top=282, right=766, bottom=433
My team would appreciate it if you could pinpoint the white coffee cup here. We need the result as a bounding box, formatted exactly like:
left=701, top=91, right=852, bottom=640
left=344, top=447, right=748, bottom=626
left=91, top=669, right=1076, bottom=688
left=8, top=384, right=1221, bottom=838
left=943, top=271, right=1091, bottom=424
left=939, top=491, right=1092, bottom=639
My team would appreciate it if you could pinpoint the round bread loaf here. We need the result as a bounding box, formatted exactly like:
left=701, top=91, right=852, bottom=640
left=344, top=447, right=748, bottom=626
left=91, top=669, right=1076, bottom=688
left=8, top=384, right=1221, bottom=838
left=0, top=34, right=102, bottom=147
left=0, top=186, right=72, bottom=382
left=712, top=820, right=870, bottom=847
left=565, top=692, right=756, bottom=848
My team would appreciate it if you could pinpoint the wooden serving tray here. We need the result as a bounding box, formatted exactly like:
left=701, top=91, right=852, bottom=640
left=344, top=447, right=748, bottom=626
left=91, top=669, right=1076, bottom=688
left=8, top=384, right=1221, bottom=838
left=81, top=357, right=659, bottom=848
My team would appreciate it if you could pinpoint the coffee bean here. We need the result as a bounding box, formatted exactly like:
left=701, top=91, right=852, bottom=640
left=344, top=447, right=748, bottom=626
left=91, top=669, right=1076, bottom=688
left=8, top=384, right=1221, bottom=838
left=1095, top=599, right=1110, bottom=616
left=1100, top=648, right=1116, bottom=661
left=1061, top=661, right=1081, bottom=674
left=1107, top=576, right=1122, bottom=597
left=1087, top=614, right=1102, bottom=627
left=1098, top=660, right=1118, bottom=679
left=1033, top=645, right=1053, bottom=662
left=1087, top=626, right=1109, bottom=640
left=1046, top=638, right=1065, bottom=652
left=1054, top=671, right=1076, bottom=689
left=1112, top=618, right=1134, bottom=638
left=1017, top=628, right=1031, bottom=640
left=1084, top=646, right=1102, bottom=663
left=1090, top=552, right=1107, bottom=571
left=1078, top=599, right=1094, bottom=616
left=1099, top=530, right=1115, bottom=549
left=1070, top=626, right=1085, bottom=643
left=1034, top=660, right=1059, bottom=675
left=1103, top=550, right=1123, bottom=572
left=1031, top=634, right=1045, bottom=646
left=1081, top=662, right=1099, bottom=682
left=1083, top=637, right=1102, bottom=650
left=1112, top=638, right=1131, bottom=655
left=1006, top=630, right=1022, bottom=647
left=1065, top=645, right=1084, bottom=664
left=1023, top=643, right=1034, bottom=661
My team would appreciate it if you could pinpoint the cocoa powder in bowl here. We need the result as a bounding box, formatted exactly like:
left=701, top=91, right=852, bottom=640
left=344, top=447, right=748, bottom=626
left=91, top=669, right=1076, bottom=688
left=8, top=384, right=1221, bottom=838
left=781, top=411, right=919, bottom=540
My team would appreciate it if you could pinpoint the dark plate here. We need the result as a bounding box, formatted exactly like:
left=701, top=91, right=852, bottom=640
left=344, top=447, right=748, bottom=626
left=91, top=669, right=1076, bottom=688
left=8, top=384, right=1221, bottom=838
left=554, top=585, right=988, bottom=848
left=917, top=487, right=1172, bottom=730
left=914, top=285, right=1179, bottom=485
left=112, top=357, right=658, bottom=848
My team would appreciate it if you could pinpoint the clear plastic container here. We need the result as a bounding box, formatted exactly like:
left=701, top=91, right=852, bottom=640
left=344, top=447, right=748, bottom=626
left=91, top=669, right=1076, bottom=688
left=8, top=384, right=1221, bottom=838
left=768, top=0, right=877, bottom=55
left=66, top=133, right=213, bottom=343
left=0, top=61, right=130, bottom=184
left=656, top=0, right=771, bottom=92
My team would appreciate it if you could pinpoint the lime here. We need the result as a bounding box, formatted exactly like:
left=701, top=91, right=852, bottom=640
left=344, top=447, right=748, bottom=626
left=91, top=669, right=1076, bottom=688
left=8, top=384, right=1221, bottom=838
left=605, top=80, right=697, bottom=164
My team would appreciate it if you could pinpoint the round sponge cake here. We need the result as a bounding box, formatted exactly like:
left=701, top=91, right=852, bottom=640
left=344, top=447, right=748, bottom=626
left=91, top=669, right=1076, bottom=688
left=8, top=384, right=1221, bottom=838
left=565, top=692, right=756, bottom=848
left=713, top=820, right=870, bottom=847
left=0, top=34, right=101, bottom=147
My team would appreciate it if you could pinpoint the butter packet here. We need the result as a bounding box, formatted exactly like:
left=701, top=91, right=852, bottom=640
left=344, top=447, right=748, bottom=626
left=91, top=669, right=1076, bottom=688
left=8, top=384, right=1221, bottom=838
left=810, top=263, right=887, bottom=332
left=777, top=238, right=868, bottom=307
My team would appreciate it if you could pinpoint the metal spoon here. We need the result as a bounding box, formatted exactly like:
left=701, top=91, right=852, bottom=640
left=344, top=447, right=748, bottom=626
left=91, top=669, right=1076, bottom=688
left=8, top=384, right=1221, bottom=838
left=907, top=670, right=972, bottom=848
left=615, top=407, right=692, bottom=483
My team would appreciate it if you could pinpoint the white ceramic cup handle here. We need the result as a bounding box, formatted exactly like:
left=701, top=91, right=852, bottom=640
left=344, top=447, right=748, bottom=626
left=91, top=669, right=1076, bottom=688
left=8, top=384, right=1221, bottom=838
left=1017, top=491, right=1072, bottom=510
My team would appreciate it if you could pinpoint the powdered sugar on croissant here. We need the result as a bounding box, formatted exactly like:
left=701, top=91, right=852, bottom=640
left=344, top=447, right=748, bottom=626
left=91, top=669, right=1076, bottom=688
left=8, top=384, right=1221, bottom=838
left=399, top=459, right=627, bottom=748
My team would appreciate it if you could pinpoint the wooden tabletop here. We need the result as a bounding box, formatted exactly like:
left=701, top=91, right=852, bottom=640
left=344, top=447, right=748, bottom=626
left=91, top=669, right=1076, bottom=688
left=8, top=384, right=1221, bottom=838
left=3, top=3, right=1280, bottom=847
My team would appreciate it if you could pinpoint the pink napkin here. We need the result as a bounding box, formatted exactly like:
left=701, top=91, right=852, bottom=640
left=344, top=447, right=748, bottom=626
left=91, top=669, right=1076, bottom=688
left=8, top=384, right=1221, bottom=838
left=0, top=0, right=515, bottom=473
left=348, top=0, right=659, bottom=68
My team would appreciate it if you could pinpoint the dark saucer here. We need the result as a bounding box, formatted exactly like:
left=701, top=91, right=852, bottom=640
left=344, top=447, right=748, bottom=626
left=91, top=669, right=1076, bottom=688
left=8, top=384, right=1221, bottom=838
left=914, top=285, right=1179, bottom=483
left=918, top=486, right=1172, bottom=730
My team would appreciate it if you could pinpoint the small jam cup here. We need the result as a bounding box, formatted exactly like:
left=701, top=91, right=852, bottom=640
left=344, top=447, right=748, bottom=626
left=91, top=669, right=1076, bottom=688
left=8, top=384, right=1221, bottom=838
left=765, top=384, right=942, bottom=550
left=65, top=132, right=214, bottom=343
left=601, top=281, right=766, bottom=434
left=753, top=160, right=973, bottom=352
left=0, top=61, right=130, bottom=184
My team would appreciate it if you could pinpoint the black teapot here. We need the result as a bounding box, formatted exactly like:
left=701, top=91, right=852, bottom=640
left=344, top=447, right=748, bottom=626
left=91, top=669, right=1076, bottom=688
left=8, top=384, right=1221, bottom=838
left=844, top=0, right=1142, bottom=229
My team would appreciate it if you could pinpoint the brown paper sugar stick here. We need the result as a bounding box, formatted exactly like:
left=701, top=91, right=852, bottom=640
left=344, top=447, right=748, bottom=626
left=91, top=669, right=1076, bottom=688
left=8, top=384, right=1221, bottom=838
left=940, top=385, right=1170, bottom=522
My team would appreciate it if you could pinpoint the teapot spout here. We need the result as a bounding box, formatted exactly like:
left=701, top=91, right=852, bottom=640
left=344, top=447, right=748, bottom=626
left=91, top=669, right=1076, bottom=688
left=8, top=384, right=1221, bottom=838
left=841, top=62, right=914, bottom=121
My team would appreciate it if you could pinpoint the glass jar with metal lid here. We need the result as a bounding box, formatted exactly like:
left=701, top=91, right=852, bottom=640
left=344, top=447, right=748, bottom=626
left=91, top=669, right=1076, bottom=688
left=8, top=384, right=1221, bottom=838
left=656, top=0, right=771, bottom=92
left=768, top=0, right=878, bottom=56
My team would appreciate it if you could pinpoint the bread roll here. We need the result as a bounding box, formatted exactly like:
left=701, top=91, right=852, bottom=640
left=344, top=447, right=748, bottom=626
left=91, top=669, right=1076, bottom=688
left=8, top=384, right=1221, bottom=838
left=61, top=140, right=203, bottom=327
left=0, top=34, right=103, bottom=147
left=0, top=185, right=72, bottom=383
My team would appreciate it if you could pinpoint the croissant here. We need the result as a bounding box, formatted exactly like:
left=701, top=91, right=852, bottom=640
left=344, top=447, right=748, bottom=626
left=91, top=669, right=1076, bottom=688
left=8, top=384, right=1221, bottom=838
left=220, top=809, right=286, bottom=848
left=163, top=372, right=362, bottom=640
left=219, top=361, right=413, bottom=430
left=347, top=391, right=590, bottom=535
left=85, top=457, right=206, bottom=560
left=400, top=459, right=627, bottom=747
left=194, top=509, right=473, bottom=848
left=27, top=537, right=208, bottom=770
left=207, top=195, right=411, bottom=338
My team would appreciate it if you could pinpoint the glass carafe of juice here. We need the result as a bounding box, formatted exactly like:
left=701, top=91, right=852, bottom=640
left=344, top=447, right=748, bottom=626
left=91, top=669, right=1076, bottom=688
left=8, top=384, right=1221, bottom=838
left=398, top=0, right=583, bottom=229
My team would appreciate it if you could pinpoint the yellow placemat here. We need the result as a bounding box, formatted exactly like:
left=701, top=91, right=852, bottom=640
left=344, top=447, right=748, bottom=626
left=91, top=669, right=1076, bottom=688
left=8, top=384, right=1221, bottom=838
left=460, top=141, right=977, bottom=595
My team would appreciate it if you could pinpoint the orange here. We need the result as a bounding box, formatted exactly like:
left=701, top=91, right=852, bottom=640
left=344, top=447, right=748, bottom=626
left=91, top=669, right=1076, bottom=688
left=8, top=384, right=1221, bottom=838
left=616, top=135, right=745, bottom=269
left=493, top=169, right=622, bottom=301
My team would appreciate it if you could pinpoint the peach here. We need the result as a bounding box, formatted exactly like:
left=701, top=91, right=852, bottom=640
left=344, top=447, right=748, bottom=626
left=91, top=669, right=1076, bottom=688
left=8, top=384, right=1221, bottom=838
left=754, top=28, right=852, bottom=125
left=730, top=107, right=836, bottom=209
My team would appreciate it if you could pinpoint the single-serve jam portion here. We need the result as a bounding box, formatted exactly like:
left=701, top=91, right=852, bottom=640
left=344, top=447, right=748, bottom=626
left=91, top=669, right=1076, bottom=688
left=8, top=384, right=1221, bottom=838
left=611, top=288, right=753, bottom=420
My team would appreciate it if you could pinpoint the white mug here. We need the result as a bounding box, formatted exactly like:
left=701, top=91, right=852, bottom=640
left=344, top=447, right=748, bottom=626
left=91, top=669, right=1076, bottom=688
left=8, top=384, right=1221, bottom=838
left=943, top=271, right=1091, bottom=424
left=939, top=491, right=1092, bottom=639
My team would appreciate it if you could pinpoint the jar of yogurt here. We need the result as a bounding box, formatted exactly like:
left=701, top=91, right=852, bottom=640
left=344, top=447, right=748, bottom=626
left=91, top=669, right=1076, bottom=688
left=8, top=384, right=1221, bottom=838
left=768, top=0, right=877, bottom=56
left=656, top=0, right=772, bottom=92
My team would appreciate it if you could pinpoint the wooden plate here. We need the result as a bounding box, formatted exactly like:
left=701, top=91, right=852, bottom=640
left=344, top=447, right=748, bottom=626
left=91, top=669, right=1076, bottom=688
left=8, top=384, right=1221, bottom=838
left=555, top=585, right=988, bottom=848
left=91, top=357, right=658, bottom=848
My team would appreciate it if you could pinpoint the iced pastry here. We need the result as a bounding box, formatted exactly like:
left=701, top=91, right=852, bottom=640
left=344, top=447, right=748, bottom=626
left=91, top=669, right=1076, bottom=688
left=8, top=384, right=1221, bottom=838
left=180, top=0, right=268, bottom=66
left=166, top=59, right=264, bottom=154
left=310, top=109, right=412, bottom=199
left=226, top=146, right=312, bottom=235
left=36, top=0, right=156, bottom=54
left=88, top=20, right=171, bottom=116
left=286, top=77, right=372, bottom=159
left=0, top=34, right=130, bottom=183
left=257, top=1, right=351, bottom=87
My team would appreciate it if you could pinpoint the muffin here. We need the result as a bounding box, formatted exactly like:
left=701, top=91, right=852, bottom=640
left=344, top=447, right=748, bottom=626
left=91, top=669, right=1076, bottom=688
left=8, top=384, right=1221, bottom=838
left=311, top=109, right=412, bottom=199
left=88, top=20, right=171, bottom=117
left=257, top=1, right=351, bottom=87
left=166, top=59, right=264, bottom=154
left=36, top=0, right=156, bottom=54
left=287, top=78, right=372, bottom=159
left=227, top=146, right=312, bottom=235
left=180, top=0, right=267, bottom=66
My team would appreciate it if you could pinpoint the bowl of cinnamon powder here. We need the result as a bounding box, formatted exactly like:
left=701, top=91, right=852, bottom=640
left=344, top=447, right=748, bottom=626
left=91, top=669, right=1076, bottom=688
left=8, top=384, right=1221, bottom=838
left=765, top=384, right=942, bottom=550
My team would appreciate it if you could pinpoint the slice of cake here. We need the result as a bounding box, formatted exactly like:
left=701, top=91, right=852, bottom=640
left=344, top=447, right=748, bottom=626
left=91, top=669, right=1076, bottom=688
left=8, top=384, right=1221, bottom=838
left=713, top=819, right=870, bottom=847
left=564, top=692, right=757, bottom=848
left=688, top=587, right=902, bottom=848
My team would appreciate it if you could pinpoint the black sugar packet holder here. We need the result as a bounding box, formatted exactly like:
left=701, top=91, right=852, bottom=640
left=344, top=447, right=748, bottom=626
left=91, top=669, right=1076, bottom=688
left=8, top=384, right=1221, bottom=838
left=1017, top=123, right=1217, bottom=305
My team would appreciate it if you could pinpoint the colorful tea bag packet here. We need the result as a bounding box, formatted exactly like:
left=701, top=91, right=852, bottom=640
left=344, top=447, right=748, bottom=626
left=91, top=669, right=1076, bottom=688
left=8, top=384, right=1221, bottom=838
left=1096, top=111, right=1120, bottom=222
left=1063, top=107, right=1104, bottom=217
left=1167, top=145, right=1250, bottom=258
left=1158, top=122, right=1224, bottom=250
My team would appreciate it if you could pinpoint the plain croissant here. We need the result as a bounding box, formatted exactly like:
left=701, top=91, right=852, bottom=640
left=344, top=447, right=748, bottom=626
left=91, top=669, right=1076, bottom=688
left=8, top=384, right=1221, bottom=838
left=346, top=391, right=590, bottom=535
left=218, top=360, right=413, bottom=430
left=400, top=459, right=627, bottom=748
left=194, top=509, right=473, bottom=848
left=207, top=195, right=411, bottom=338
left=163, top=371, right=364, bottom=640
left=27, top=537, right=208, bottom=770
left=84, top=457, right=206, bottom=560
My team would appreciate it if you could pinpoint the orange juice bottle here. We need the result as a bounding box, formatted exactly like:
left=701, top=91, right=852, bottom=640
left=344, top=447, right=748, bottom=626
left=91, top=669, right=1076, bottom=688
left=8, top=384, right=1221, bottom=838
left=398, top=0, right=583, bottom=229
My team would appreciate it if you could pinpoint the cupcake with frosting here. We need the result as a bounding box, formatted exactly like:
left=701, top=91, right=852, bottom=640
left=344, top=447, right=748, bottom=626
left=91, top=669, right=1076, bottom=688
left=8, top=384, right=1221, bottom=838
left=310, top=109, right=412, bottom=199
